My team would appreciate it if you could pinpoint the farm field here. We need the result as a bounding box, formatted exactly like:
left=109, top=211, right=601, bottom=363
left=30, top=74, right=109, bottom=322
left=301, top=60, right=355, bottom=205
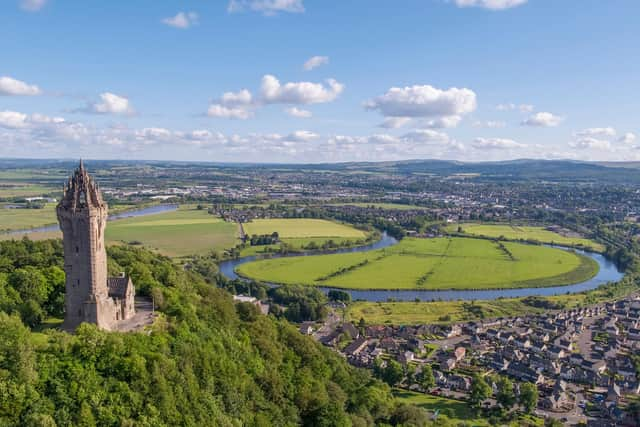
left=0, top=183, right=58, bottom=198
left=328, top=202, right=427, bottom=210
left=105, top=206, right=239, bottom=257
left=348, top=294, right=588, bottom=325
left=236, top=237, right=598, bottom=290
left=449, top=223, right=604, bottom=252
left=0, top=203, right=58, bottom=232
left=240, top=218, right=370, bottom=256
left=243, top=218, right=366, bottom=238
left=1, top=205, right=239, bottom=257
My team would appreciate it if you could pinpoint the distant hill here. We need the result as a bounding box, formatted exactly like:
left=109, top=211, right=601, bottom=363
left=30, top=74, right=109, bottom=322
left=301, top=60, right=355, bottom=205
left=2, top=158, right=640, bottom=184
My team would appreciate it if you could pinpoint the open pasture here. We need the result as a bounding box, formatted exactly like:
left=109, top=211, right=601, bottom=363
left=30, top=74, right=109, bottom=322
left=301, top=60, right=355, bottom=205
left=105, top=207, right=239, bottom=257
left=236, top=237, right=598, bottom=290
left=240, top=218, right=369, bottom=256
left=243, top=218, right=366, bottom=239
left=393, top=390, right=490, bottom=426
left=0, top=203, right=58, bottom=232
left=1, top=205, right=239, bottom=257
left=450, top=223, right=603, bottom=251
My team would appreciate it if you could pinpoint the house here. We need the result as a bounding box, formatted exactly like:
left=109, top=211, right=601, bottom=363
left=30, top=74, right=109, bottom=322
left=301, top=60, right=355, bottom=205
left=443, top=324, right=462, bottom=338
left=344, top=337, right=368, bottom=356
left=398, top=351, right=415, bottom=364
left=444, top=358, right=457, bottom=371
left=454, top=347, right=466, bottom=361
left=341, top=322, right=360, bottom=339
left=447, top=375, right=471, bottom=391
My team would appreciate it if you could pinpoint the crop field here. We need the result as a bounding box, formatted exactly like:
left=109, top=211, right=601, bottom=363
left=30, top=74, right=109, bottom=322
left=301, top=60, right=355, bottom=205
left=105, top=207, right=239, bottom=257
left=236, top=237, right=598, bottom=290
left=0, top=203, right=58, bottom=232
left=449, top=223, right=604, bottom=252
left=243, top=218, right=366, bottom=239
left=1, top=205, right=239, bottom=257
left=0, top=183, right=58, bottom=198
left=240, top=218, right=369, bottom=256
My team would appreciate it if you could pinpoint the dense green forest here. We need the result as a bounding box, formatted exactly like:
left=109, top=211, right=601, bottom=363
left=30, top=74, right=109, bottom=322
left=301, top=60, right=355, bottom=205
left=0, top=238, right=422, bottom=427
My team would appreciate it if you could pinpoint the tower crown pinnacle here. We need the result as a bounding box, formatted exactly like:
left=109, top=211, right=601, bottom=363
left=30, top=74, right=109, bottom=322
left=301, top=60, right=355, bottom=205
left=58, top=160, right=105, bottom=211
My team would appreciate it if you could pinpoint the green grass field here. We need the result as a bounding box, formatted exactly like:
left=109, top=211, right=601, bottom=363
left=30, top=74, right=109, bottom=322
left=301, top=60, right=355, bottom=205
left=1, top=205, right=240, bottom=258
left=393, top=390, right=542, bottom=426
left=0, top=203, right=58, bottom=232
left=449, top=223, right=604, bottom=252
left=240, top=218, right=369, bottom=256
left=105, top=207, right=239, bottom=257
left=348, top=294, right=588, bottom=325
left=236, top=237, right=598, bottom=290
left=243, top=218, right=366, bottom=238
left=393, top=390, right=489, bottom=426
left=329, top=202, right=427, bottom=211
left=0, top=183, right=58, bottom=198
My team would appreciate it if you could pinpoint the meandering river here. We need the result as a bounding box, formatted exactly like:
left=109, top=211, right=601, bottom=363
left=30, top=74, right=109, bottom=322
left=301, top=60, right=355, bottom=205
left=218, top=233, right=624, bottom=302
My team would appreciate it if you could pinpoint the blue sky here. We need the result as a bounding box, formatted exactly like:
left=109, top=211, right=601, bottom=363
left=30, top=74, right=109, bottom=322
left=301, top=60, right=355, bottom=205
left=1, top=0, right=639, bottom=162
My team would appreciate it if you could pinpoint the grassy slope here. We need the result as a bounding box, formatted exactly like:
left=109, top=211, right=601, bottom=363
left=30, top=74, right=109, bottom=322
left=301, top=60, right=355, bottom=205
left=450, top=223, right=604, bottom=252
left=237, top=237, right=598, bottom=290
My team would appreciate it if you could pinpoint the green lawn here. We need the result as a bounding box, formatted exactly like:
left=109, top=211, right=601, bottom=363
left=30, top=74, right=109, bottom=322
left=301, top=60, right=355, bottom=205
left=0, top=183, right=58, bottom=198
left=393, top=390, right=490, bottom=426
left=449, top=223, right=604, bottom=252
left=236, top=237, right=598, bottom=290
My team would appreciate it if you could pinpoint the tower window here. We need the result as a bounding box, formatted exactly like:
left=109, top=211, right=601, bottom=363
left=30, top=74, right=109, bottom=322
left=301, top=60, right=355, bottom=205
left=75, top=246, right=79, bottom=253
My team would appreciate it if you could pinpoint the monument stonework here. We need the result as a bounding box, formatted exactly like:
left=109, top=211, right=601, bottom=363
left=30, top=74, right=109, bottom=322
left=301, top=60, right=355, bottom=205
left=57, top=161, right=135, bottom=331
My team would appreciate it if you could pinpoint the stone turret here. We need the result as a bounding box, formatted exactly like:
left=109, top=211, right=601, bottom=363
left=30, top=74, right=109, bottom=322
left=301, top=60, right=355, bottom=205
left=57, top=161, right=134, bottom=331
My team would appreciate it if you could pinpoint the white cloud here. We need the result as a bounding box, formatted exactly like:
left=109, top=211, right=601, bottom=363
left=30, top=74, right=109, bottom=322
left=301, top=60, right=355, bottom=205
left=379, top=117, right=412, bottom=129
left=521, top=112, right=563, bottom=127
left=207, top=104, right=254, bottom=120
left=473, top=120, right=506, bottom=128
left=260, top=74, right=344, bottom=104
left=0, top=76, right=42, bottom=96
left=228, top=0, right=304, bottom=15
left=569, top=137, right=611, bottom=150
left=207, top=89, right=255, bottom=119
left=619, top=132, right=636, bottom=145
left=453, top=0, right=527, bottom=10
left=162, top=12, right=198, bottom=29
left=285, top=107, right=312, bottom=118
left=401, top=129, right=451, bottom=144
left=422, top=115, right=462, bottom=129
left=0, top=111, right=29, bottom=128
left=365, top=85, right=476, bottom=128
left=496, top=103, right=533, bottom=113
left=92, top=92, right=135, bottom=115
left=574, top=127, right=616, bottom=138
left=303, top=56, right=329, bottom=71
left=472, top=137, right=526, bottom=149
left=20, top=0, right=47, bottom=12
left=285, top=130, right=319, bottom=142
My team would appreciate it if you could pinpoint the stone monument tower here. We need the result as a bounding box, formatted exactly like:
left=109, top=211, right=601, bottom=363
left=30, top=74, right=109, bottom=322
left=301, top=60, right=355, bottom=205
left=57, top=160, right=135, bottom=331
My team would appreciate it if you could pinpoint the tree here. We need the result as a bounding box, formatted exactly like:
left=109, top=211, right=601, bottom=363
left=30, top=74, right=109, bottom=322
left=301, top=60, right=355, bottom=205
left=469, top=373, right=491, bottom=409
left=417, top=364, right=435, bottom=390
left=519, top=382, right=539, bottom=413
left=496, top=376, right=516, bottom=410
left=376, top=360, right=404, bottom=386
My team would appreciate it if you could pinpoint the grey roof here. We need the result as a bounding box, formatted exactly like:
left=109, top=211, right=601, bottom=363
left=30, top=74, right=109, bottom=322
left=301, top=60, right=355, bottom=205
left=107, top=276, right=132, bottom=298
